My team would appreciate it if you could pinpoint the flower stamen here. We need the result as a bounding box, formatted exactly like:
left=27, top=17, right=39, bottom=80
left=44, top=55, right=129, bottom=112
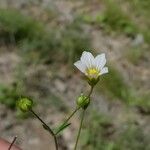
left=86, top=68, right=100, bottom=79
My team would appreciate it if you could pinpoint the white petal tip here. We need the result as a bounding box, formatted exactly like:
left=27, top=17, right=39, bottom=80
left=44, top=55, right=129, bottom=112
left=101, top=67, right=108, bottom=75
left=74, top=60, right=86, bottom=73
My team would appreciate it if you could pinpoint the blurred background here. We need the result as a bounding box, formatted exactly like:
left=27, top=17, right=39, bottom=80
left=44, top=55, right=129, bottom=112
left=0, top=0, right=150, bottom=149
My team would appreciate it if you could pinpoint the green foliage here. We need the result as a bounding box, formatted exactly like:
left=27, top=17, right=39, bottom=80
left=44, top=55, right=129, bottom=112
left=81, top=0, right=138, bottom=36
left=132, top=93, right=150, bottom=114
left=81, top=15, right=94, bottom=24
left=0, top=9, right=44, bottom=43
left=98, top=66, right=131, bottom=102
left=0, top=82, right=33, bottom=114
left=20, top=29, right=60, bottom=63
left=143, top=31, right=150, bottom=44
left=99, top=0, right=137, bottom=35
left=0, top=83, right=21, bottom=109
left=121, top=0, right=150, bottom=43
left=126, top=0, right=150, bottom=17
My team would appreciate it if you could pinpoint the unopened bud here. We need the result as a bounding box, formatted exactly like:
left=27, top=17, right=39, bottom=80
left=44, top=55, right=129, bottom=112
left=17, top=98, right=33, bottom=112
left=76, top=94, right=90, bottom=109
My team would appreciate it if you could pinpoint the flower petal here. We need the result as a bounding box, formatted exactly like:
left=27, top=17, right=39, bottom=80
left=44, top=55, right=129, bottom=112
left=101, top=67, right=108, bottom=75
left=94, top=53, right=106, bottom=70
left=74, top=60, right=86, bottom=73
left=80, top=51, right=94, bottom=68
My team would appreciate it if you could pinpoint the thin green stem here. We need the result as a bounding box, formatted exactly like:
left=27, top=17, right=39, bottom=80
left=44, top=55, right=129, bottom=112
left=74, top=109, right=85, bottom=150
left=8, top=136, right=17, bottom=150
left=74, top=85, right=94, bottom=150
left=88, top=85, right=94, bottom=97
left=30, top=109, right=54, bottom=135
left=30, top=109, right=58, bottom=150
left=55, top=107, right=80, bottom=135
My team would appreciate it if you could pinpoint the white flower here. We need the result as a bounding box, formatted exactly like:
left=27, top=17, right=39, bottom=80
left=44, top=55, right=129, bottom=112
left=74, top=51, right=108, bottom=79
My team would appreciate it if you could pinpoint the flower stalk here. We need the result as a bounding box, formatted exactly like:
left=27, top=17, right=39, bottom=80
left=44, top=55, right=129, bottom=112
left=74, top=85, right=94, bottom=150
left=74, top=109, right=85, bottom=150
left=30, top=109, right=58, bottom=150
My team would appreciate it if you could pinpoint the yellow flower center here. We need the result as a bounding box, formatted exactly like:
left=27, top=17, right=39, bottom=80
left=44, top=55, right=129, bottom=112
left=86, top=68, right=100, bottom=79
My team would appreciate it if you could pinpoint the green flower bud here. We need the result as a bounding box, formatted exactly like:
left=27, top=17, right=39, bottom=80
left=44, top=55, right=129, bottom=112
left=76, top=94, right=90, bottom=109
left=17, top=98, right=33, bottom=112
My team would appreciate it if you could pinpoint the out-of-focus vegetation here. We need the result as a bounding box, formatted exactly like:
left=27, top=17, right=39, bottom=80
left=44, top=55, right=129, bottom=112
left=82, top=0, right=150, bottom=42
left=0, top=83, right=21, bottom=109
left=126, top=48, right=143, bottom=65
left=133, top=93, right=150, bottom=114
left=80, top=110, right=150, bottom=150
left=98, top=66, right=130, bottom=102
left=0, top=9, right=91, bottom=64
left=82, top=0, right=137, bottom=36
left=121, top=0, right=150, bottom=43
left=0, top=83, right=31, bottom=118
left=0, top=9, right=43, bottom=43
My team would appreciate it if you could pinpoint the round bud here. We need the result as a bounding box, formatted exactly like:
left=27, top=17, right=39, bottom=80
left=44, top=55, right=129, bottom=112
left=17, top=98, right=33, bottom=112
left=76, top=94, right=90, bottom=109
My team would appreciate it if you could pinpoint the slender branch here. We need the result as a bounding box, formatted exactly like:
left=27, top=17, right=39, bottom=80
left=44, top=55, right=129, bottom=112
left=8, top=136, right=17, bottom=150
left=74, top=109, right=85, bottom=150
left=63, top=107, right=80, bottom=126
left=30, top=109, right=58, bottom=150
left=55, top=107, right=80, bottom=135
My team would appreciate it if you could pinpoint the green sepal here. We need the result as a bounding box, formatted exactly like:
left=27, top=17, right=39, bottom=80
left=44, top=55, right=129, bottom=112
left=87, top=77, right=99, bottom=86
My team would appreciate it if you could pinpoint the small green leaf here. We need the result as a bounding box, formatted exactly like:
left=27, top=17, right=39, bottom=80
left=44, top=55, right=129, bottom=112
left=55, top=123, right=71, bottom=135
